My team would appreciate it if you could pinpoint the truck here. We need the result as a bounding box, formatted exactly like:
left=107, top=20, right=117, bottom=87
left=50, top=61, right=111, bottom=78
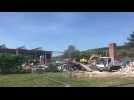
left=96, top=57, right=122, bottom=72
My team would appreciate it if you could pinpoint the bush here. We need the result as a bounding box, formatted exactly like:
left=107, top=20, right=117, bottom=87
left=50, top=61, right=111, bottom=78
left=0, top=54, right=27, bottom=74
left=46, top=63, right=60, bottom=72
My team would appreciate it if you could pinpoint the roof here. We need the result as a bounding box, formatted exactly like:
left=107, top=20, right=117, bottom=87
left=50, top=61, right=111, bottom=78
left=0, top=48, right=52, bottom=55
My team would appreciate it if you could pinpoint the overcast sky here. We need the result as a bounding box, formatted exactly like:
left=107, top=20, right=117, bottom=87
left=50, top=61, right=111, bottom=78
left=0, top=12, right=133, bottom=51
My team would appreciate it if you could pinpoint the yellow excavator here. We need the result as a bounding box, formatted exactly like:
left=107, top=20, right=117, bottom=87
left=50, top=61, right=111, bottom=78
left=78, top=54, right=100, bottom=71
left=80, top=54, right=100, bottom=63
left=89, top=54, right=100, bottom=60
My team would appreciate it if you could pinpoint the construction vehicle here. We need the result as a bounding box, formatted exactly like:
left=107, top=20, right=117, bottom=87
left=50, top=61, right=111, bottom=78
left=96, top=57, right=122, bottom=72
left=89, top=54, right=100, bottom=60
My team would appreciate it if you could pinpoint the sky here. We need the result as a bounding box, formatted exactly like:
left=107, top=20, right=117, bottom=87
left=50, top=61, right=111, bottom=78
left=0, top=12, right=134, bottom=52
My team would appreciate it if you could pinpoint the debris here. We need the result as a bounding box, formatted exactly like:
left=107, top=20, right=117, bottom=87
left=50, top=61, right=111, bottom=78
left=78, top=63, right=92, bottom=72
left=118, top=63, right=134, bottom=77
left=70, top=62, right=134, bottom=79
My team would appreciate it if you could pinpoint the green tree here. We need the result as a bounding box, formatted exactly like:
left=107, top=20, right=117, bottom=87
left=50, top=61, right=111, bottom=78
left=125, top=32, right=134, bottom=49
left=0, top=44, right=7, bottom=48
left=46, top=63, right=60, bottom=72
left=63, top=45, right=80, bottom=59
left=0, top=54, right=27, bottom=74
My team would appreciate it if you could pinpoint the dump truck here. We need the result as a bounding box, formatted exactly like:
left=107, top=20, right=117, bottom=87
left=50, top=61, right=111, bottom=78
left=96, top=57, right=122, bottom=72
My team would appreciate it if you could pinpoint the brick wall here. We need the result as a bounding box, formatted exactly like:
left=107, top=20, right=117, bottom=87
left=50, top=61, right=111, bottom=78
left=108, top=43, right=117, bottom=60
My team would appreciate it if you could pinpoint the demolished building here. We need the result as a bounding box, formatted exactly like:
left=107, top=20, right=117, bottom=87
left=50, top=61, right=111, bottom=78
left=0, top=48, right=52, bottom=65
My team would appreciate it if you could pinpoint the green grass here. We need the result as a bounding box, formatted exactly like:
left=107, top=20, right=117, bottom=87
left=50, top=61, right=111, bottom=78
left=0, top=72, right=134, bottom=87
left=71, top=77, right=134, bottom=87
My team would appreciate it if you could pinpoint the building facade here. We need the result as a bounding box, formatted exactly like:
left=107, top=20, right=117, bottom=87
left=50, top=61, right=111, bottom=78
left=0, top=48, right=52, bottom=65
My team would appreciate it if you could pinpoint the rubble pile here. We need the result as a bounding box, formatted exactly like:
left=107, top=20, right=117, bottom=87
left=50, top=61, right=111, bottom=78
left=71, top=62, right=134, bottom=79
left=118, top=63, right=134, bottom=77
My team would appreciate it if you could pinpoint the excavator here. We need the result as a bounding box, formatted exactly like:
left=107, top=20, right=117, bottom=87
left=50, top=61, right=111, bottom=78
left=78, top=53, right=122, bottom=72
left=74, top=54, right=100, bottom=72
left=65, top=43, right=123, bottom=72
left=64, top=47, right=123, bottom=72
left=89, top=54, right=100, bottom=60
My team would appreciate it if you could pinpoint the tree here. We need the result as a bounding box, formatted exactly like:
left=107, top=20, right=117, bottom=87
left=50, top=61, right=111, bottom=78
left=46, top=63, right=59, bottom=72
left=0, top=44, right=7, bottom=48
left=0, top=54, right=27, bottom=74
left=125, top=32, right=134, bottom=49
left=73, top=50, right=81, bottom=61
left=63, top=45, right=80, bottom=59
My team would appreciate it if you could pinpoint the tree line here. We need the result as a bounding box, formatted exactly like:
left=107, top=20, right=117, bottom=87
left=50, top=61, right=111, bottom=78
left=61, top=31, right=134, bottom=60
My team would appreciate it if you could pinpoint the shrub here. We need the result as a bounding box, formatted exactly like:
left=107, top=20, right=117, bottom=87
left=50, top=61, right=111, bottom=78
left=0, top=54, right=27, bottom=74
left=46, top=63, right=60, bottom=72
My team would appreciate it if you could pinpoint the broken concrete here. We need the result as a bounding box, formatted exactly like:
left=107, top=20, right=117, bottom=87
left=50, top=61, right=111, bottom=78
left=78, top=63, right=92, bottom=72
left=71, top=63, right=134, bottom=80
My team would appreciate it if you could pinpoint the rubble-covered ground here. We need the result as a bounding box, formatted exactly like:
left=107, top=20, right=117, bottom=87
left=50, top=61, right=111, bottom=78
left=71, top=64, right=134, bottom=79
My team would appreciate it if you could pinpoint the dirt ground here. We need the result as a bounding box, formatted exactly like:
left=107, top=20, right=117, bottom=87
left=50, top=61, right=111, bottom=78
left=71, top=70, right=134, bottom=80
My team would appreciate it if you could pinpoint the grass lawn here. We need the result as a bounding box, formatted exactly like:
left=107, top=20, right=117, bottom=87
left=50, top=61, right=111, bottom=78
left=0, top=72, right=134, bottom=87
